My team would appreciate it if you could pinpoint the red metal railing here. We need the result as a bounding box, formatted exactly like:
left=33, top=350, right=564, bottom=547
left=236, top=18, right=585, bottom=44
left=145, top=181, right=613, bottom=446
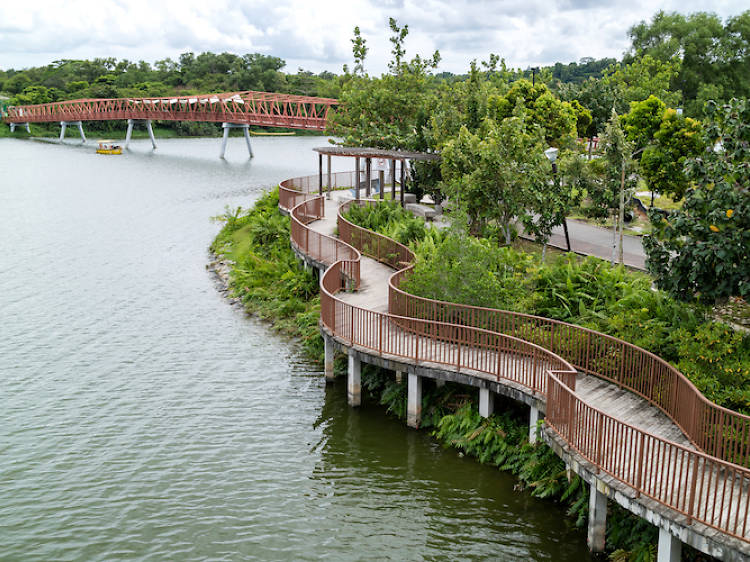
left=547, top=374, right=750, bottom=540
left=4, top=91, right=337, bottom=130
left=280, top=173, right=750, bottom=544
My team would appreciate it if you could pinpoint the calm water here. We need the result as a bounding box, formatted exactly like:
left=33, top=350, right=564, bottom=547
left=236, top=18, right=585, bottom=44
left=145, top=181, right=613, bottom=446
left=0, top=136, right=591, bottom=561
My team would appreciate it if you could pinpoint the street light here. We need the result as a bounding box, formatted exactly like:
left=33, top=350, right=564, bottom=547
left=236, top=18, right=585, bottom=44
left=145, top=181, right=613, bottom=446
left=531, top=67, right=540, bottom=86
left=544, top=147, right=572, bottom=252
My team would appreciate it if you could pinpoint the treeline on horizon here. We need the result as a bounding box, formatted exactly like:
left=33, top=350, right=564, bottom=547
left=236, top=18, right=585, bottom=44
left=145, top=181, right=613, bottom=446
left=1, top=9, right=749, bottom=136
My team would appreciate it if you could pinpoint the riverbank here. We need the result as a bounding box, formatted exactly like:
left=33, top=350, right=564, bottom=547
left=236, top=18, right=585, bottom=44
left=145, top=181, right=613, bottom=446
left=210, top=191, right=722, bottom=561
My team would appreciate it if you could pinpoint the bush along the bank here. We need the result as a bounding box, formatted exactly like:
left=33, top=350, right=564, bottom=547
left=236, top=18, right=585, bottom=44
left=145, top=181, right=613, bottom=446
left=210, top=188, right=323, bottom=360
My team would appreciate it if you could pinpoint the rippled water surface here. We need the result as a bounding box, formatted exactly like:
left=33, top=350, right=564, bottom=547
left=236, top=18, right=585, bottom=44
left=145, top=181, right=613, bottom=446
left=0, top=137, right=591, bottom=561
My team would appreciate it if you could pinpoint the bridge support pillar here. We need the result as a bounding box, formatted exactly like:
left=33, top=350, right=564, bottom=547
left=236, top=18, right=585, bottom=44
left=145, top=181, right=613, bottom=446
left=479, top=388, right=494, bottom=418
left=657, top=527, right=681, bottom=562
left=324, top=338, right=335, bottom=382
left=347, top=352, right=361, bottom=407
left=395, top=370, right=403, bottom=384
left=529, top=404, right=540, bottom=443
left=407, top=373, right=422, bottom=428
left=220, top=123, right=253, bottom=159
left=59, top=121, right=86, bottom=143
left=9, top=122, right=31, bottom=133
left=125, top=119, right=157, bottom=150
left=587, top=479, right=608, bottom=553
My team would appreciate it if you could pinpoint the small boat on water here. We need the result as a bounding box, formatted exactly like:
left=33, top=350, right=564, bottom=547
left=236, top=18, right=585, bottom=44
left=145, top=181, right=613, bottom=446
left=96, top=140, right=122, bottom=155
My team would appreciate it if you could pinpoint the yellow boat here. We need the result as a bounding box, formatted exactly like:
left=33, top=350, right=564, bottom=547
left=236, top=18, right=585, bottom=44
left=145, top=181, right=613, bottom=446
left=96, top=140, right=122, bottom=155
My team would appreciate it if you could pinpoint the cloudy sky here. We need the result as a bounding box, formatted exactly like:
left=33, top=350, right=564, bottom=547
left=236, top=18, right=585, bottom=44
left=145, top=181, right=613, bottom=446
left=0, top=0, right=747, bottom=74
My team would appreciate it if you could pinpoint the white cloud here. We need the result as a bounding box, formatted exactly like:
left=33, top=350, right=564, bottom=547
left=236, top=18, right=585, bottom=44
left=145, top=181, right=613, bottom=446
left=0, top=0, right=747, bottom=73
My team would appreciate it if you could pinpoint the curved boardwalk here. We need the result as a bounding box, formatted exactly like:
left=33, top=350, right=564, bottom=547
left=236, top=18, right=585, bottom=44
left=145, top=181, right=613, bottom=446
left=279, top=172, right=750, bottom=562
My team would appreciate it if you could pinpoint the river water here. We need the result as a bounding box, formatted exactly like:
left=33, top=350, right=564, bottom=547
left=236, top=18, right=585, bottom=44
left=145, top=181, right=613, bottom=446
left=0, top=136, right=591, bottom=561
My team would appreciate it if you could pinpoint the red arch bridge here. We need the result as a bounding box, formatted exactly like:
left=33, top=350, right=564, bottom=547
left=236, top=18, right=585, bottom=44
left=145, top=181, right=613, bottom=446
left=2, top=91, right=338, bottom=158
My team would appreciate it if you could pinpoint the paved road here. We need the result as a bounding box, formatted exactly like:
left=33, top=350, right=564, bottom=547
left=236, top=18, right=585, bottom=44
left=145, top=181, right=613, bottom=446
left=529, top=219, right=647, bottom=271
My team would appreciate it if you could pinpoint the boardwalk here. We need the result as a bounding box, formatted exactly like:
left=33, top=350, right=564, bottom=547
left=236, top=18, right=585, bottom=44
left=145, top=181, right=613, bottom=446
left=280, top=175, right=750, bottom=561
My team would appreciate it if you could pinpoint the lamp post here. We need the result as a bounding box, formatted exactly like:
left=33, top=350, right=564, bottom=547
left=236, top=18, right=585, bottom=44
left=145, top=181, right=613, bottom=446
left=531, top=67, right=540, bottom=86
left=544, top=147, right=572, bottom=252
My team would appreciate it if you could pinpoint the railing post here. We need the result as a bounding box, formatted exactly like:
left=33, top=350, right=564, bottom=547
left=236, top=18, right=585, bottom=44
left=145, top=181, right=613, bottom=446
left=635, top=431, right=645, bottom=497
left=378, top=314, right=383, bottom=355
left=456, top=325, right=461, bottom=372
left=596, top=411, right=604, bottom=475
left=350, top=306, right=354, bottom=346
left=686, top=453, right=699, bottom=525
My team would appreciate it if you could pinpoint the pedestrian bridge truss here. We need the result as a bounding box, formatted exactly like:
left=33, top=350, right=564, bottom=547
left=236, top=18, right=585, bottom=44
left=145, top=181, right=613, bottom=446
left=2, top=91, right=337, bottom=130
left=279, top=170, right=750, bottom=562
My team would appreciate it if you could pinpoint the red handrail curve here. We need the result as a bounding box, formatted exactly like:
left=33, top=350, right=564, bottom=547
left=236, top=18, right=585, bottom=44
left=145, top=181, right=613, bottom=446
left=280, top=175, right=750, bottom=544
left=4, top=91, right=337, bottom=130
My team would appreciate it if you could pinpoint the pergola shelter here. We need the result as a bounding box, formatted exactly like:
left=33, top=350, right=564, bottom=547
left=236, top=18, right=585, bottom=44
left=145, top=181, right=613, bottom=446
left=313, top=146, right=440, bottom=206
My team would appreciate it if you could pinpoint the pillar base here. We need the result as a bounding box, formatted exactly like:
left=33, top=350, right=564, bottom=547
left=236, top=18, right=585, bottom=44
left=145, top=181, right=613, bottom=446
left=347, top=352, right=361, bottom=407
left=407, top=373, right=422, bottom=428
left=324, top=338, right=335, bottom=382
left=529, top=404, right=540, bottom=443
left=587, top=479, right=607, bottom=553
left=220, top=122, right=253, bottom=159
left=479, top=388, right=494, bottom=418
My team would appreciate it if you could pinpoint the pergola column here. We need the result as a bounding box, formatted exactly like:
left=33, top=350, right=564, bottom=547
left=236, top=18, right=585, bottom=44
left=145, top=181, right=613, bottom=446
left=327, top=155, right=332, bottom=199
left=365, top=157, right=372, bottom=197
left=354, top=157, right=361, bottom=200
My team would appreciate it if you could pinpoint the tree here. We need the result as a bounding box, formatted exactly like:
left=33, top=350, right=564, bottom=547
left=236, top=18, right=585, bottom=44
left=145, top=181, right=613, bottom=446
left=627, top=11, right=750, bottom=115
left=639, top=109, right=705, bottom=200
left=643, top=98, right=750, bottom=302
left=586, top=109, right=636, bottom=264
left=351, top=26, right=368, bottom=76
left=440, top=109, right=550, bottom=244
left=601, top=54, right=681, bottom=110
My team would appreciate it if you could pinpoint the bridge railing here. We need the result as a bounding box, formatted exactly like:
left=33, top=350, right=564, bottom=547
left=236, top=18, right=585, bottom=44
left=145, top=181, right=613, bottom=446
left=280, top=171, right=750, bottom=545
left=4, top=91, right=337, bottom=129
left=547, top=373, right=750, bottom=541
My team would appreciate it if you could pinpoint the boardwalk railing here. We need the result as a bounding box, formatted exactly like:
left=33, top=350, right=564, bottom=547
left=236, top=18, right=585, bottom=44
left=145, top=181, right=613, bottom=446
left=547, top=374, right=750, bottom=539
left=279, top=174, right=750, bottom=544
left=4, top=91, right=337, bottom=130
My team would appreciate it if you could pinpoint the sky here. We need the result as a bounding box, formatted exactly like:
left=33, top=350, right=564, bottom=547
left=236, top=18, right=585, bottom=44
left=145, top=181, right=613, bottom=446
left=0, top=0, right=747, bottom=75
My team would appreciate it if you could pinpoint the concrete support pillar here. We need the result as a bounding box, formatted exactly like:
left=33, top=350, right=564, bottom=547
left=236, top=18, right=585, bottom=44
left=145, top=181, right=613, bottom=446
left=242, top=126, right=253, bottom=158
left=395, top=371, right=403, bottom=384
left=587, top=480, right=607, bottom=553
left=220, top=125, right=230, bottom=159
left=59, top=121, right=67, bottom=142
left=407, top=373, right=422, bottom=428
left=479, top=388, right=494, bottom=418
left=145, top=120, right=157, bottom=149
left=124, top=119, right=156, bottom=149
left=529, top=404, right=540, bottom=444
left=657, top=527, right=681, bottom=562
left=77, top=122, right=86, bottom=143
left=347, top=352, right=361, bottom=407
left=219, top=123, right=251, bottom=159
left=25, top=123, right=30, bottom=133
left=324, top=338, right=335, bottom=382
left=125, top=119, right=134, bottom=149
left=9, top=123, right=28, bottom=133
